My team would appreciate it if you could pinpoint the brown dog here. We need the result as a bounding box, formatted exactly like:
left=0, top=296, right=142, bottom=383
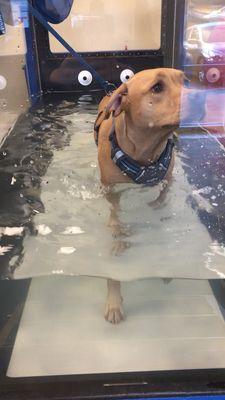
left=94, top=68, right=187, bottom=323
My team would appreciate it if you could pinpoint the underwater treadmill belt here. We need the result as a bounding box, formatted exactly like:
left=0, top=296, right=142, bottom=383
left=0, top=100, right=225, bottom=281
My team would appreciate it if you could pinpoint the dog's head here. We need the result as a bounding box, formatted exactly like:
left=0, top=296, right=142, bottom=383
left=106, top=68, right=194, bottom=130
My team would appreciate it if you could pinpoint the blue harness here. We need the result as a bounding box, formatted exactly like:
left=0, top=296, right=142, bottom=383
left=109, top=125, right=174, bottom=186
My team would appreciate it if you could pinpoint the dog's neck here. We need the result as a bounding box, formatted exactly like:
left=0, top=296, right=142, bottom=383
left=114, top=113, right=172, bottom=166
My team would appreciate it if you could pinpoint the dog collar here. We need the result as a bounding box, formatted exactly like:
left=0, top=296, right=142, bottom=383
left=109, top=127, right=174, bottom=186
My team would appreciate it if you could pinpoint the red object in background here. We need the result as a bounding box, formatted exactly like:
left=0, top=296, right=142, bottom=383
left=202, top=22, right=225, bottom=87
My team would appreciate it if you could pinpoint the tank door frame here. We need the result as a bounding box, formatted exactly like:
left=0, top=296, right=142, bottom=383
left=31, top=0, right=184, bottom=93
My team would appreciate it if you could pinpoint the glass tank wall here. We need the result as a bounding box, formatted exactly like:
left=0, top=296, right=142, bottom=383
left=0, top=1, right=225, bottom=397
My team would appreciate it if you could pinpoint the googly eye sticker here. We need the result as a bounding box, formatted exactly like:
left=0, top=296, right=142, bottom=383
left=78, top=70, right=93, bottom=86
left=120, top=69, right=134, bottom=83
left=0, top=75, right=7, bottom=90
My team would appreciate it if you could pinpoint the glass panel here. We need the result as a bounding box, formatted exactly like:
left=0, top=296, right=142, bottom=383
left=49, top=0, right=162, bottom=52
left=1, top=0, right=225, bottom=389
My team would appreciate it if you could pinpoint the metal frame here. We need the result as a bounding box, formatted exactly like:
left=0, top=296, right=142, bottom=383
left=24, top=9, right=42, bottom=103
left=173, top=0, right=186, bottom=69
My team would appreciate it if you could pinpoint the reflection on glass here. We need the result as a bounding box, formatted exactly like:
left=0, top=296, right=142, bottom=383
left=182, top=0, right=225, bottom=127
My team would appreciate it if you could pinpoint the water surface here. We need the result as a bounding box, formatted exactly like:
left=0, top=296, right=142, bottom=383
left=1, top=95, right=225, bottom=280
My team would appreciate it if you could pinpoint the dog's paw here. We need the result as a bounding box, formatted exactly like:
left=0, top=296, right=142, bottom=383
left=104, top=300, right=124, bottom=324
left=148, top=199, right=164, bottom=209
left=111, top=240, right=130, bottom=256
left=162, top=278, right=173, bottom=284
left=110, top=224, right=131, bottom=239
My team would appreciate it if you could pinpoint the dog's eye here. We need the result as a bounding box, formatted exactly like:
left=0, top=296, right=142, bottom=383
left=151, top=82, right=164, bottom=94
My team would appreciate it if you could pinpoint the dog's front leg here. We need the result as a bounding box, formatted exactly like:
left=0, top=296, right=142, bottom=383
left=106, top=190, right=123, bottom=236
left=148, top=156, right=174, bottom=208
left=148, top=179, right=172, bottom=208
left=105, top=279, right=124, bottom=324
left=104, top=192, right=129, bottom=323
left=106, top=190, right=130, bottom=256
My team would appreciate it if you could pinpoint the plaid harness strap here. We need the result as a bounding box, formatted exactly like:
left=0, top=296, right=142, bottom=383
left=109, top=126, right=174, bottom=186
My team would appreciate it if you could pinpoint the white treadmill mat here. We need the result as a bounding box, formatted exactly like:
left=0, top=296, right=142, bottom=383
left=12, top=148, right=225, bottom=281
left=8, top=276, right=225, bottom=377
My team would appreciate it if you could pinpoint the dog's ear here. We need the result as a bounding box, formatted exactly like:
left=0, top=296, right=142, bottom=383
left=94, top=110, right=106, bottom=132
left=105, top=83, right=128, bottom=117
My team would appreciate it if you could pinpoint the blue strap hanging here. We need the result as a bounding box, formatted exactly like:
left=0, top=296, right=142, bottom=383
left=33, top=0, right=74, bottom=24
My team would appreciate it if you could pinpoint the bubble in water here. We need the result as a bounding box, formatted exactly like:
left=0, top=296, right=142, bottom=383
left=37, top=225, right=52, bottom=235
left=62, top=226, right=84, bottom=235
left=58, top=247, right=76, bottom=255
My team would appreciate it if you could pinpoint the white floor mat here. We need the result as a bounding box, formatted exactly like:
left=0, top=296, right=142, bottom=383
left=7, top=276, right=225, bottom=377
